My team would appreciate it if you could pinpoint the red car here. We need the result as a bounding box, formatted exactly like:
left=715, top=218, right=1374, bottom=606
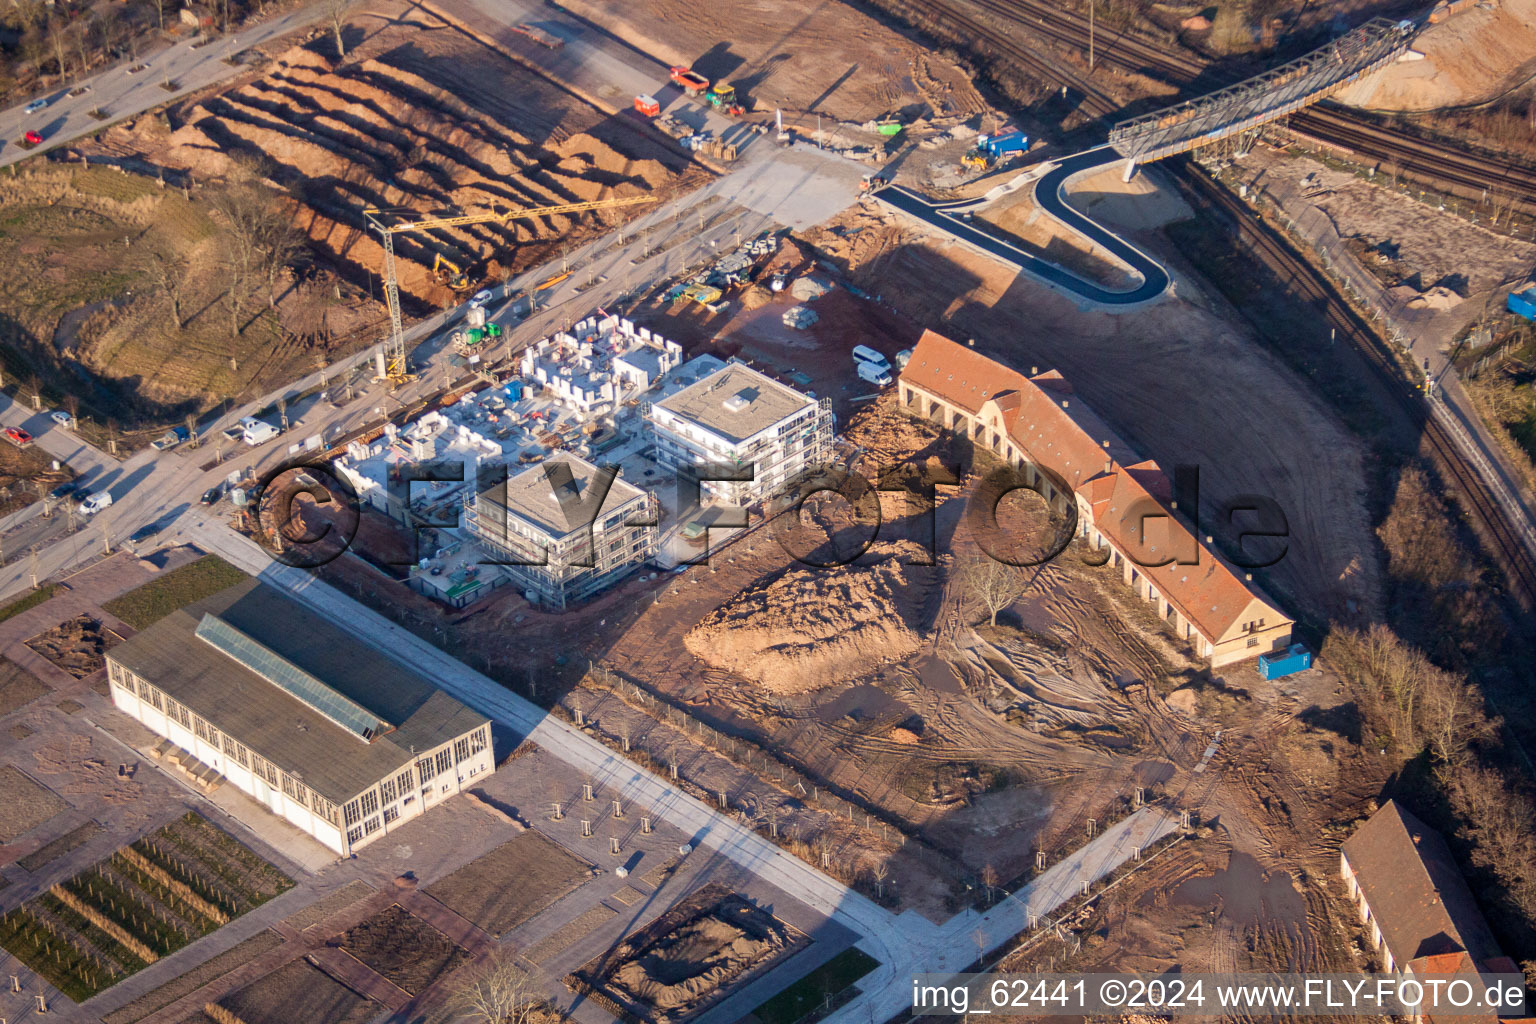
left=22, top=130, right=43, bottom=146
left=3, top=427, right=33, bottom=447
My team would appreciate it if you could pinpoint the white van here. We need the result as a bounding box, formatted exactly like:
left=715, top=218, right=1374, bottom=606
left=851, top=345, right=891, bottom=371
left=241, top=419, right=280, bottom=446
left=857, top=360, right=893, bottom=386
left=79, top=491, right=113, bottom=515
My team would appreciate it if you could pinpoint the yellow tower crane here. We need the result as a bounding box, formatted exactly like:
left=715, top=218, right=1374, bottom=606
left=364, top=194, right=657, bottom=386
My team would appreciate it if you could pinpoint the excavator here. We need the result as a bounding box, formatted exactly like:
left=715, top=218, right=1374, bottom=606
left=432, top=253, right=470, bottom=291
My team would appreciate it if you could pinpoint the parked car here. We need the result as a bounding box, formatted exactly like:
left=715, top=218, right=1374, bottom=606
left=49, top=481, right=78, bottom=501
left=22, top=130, right=42, bottom=146
left=79, top=491, right=113, bottom=515
left=127, top=522, right=163, bottom=545
left=150, top=426, right=190, bottom=451
left=200, top=485, right=223, bottom=506
left=469, top=289, right=494, bottom=308
left=3, top=426, right=33, bottom=448
left=23, top=98, right=47, bottom=114
left=49, top=410, right=74, bottom=429
left=221, top=424, right=246, bottom=443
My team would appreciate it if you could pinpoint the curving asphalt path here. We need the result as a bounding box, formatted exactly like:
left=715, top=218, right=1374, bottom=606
left=875, top=146, right=1170, bottom=307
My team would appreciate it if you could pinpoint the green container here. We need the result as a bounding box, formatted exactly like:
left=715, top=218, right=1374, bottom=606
left=876, top=121, right=903, bottom=136
left=464, top=328, right=485, bottom=346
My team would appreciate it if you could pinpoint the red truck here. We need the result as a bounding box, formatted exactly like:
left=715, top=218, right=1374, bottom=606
left=669, top=66, right=709, bottom=95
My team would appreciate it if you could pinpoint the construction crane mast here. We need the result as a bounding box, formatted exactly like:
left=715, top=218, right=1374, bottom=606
left=364, top=194, right=658, bottom=386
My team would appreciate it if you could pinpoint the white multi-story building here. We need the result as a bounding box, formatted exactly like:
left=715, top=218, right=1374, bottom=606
left=463, top=451, right=658, bottom=609
left=105, top=580, right=493, bottom=856
left=646, top=361, right=834, bottom=507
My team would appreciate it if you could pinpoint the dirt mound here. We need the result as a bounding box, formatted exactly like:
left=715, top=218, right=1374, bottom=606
left=140, top=6, right=690, bottom=306
left=684, top=541, right=931, bottom=693
left=1338, top=0, right=1536, bottom=110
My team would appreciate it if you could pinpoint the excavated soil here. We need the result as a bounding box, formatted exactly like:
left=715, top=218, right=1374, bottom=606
left=684, top=541, right=932, bottom=693
left=99, top=4, right=697, bottom=307
left=24, top=615, right=121, bottom=679
left=1338, top=0, right=1536, bottom=111
left=571, top=884, right=803, bottom=1024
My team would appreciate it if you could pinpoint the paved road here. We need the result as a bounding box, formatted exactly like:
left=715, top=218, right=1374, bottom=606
left=875, top=147, right=1171, bottom=307
left=0, top=3, right=327, bottom=169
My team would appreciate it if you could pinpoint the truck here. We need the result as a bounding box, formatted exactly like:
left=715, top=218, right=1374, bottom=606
left=962, top=128, right=1029, bottom=170
left=669, top=66, right=709, bottom=96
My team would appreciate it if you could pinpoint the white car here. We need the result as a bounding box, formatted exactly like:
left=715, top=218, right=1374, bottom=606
left=49, top=410, right=74, bottom=429
left=23, top=98, right=47, bottom=115
left=469, top=289, right=494, bottom=308
left=79, top=491, right=113, bottom=515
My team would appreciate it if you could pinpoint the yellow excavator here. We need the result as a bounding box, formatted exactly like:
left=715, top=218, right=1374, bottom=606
left=432, top=253, right=470, bottom=291
left=364, top=194, right=657, bottom=387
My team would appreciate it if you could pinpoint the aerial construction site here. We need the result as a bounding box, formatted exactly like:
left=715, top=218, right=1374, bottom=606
left=0, top=0, right=1534, bottom=1022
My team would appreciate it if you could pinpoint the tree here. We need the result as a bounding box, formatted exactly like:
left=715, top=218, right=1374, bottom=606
left=47, top=15, right=69, bottom=79
left=63, top=394, right=79, bottom=425
left=185, top=413, right=200, bottom=449
left=957, top=555, right=1025, bottom=626
left=148, top=250, right=189, bottom=329
left=209, top=178, right=294, bottom=335
left=327, top=0, right=350, bottom=59
left=980, top=862, right=999, bottom=905
left=453, top=949, right=543, bottom=1024
left=870, top=860, right=889, bottom=900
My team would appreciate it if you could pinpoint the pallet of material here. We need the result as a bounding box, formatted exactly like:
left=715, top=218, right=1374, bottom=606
left=513, top=24, right=563, bottom=48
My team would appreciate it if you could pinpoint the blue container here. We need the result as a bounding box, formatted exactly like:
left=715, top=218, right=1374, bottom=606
left=504, top=381, right=524, bottom=402
left=1258, top=643, right=1312, bottom=680
left=1508, top=287, right=1536, bottom=322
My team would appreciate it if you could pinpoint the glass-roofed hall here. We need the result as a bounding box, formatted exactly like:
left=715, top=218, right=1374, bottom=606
left=105, top=579, right=493, bottom=856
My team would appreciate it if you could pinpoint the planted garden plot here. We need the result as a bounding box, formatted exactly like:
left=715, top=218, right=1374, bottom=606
left=0, top=812, right=291, bottom=1002
left=338, top=904, right=472, bottom=994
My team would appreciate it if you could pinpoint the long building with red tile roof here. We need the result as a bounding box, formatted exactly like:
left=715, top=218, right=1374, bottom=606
left=897, top=329, right=1291, bottom=667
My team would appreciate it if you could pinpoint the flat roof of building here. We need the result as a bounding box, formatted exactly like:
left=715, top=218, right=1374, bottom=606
left=653, top=362, right=816, bottom=445
left=478, top=451, right=647, bottom=541
left=108, top=579, right=489, bottom=804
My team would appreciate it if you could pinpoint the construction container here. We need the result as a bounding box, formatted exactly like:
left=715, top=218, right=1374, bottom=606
left=466, top=305, right=487, bottom=327
left=1508, top=286, right=1536, bottom=322
left=634, top=94, right=660, bottom=118
left=1257, top=644, right=1312, bottom=680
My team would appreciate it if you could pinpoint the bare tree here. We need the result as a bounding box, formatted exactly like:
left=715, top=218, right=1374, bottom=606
left=870, top=860, right=889, bottom=900
left=957, top=556, right=1024, bottom=626
left=47, top=14, right=68, bottom=79
left=453, top=948, right=543, bottom=1024
left=209, top=179, right=292, bottom=335
left=63, top=394, right=79, bottom=426
left=148, top=250, right=189, bottom=329
left=327, top=0, right=351, bottom=59
left=185, top=413, right=200, bottom=449
left=980, top=862, right=999, bottom=905
left=151, top=0, right=167, bottom=33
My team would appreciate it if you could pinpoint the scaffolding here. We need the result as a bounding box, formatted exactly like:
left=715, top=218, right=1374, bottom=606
left=1109, top=18, right=1415, bottom=168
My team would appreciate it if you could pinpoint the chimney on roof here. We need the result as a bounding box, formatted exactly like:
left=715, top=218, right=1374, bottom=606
left=1031, top=366, right=1039, bottom=375
left=1206, top=535, right=1213, bottom=543
left=1245, top=573, right=1253, bottom=581
left=1412, top=833, right=1422, bottom=846
left=1061, top=400, right=1069, bottom=408
left=967, top=338, right=975, bottom=347
left=1104, top=460, right=1112, bottom=474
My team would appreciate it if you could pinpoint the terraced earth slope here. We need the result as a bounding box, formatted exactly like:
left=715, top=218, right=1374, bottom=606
left=106, top=3, right=702, bottom=307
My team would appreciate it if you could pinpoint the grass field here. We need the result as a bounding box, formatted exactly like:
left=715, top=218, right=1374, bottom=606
left=425, top=830, right=590, bottom=936
left=748, top=948, right=879, bottom=1024
left=0, top=583, right=59, bottom=625
left=102, top=556, right=247, bottom=629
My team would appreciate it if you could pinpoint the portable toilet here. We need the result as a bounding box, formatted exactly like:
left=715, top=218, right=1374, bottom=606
left=504, top=381, right=524, bottom=402
left=1257, top=643, right=1312, bottom=680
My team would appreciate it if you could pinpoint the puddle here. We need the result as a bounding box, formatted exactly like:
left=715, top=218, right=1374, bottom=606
left=914, top=653, right=963, bottom=695
left=814, top=683, right=912, bottom=724
left=1173, top=851, right=1306, bottom=931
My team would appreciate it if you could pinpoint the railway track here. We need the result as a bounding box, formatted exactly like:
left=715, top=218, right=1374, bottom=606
left=885, top=0, right=1536, bottom=214
left=1176, top=162, right=1536, bottom=604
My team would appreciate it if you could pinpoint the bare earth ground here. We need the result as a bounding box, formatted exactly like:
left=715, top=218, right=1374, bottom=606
left=1337, top=0, right=1536, bottom=111
left=1231, top=146, right=1536, bottom=303
left=0, top=764, right=70, bottom=843
left=23, top=614, right=121, bottom=679
left=569, top=883, right=805, bottom=1024
left=808, top=196, right=1382, bottom=624
left=552, top=0, right=987, bottom=127
left=424, top=830, right=592, bottom=936
left=215, top=958, right=379, bottom=1024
